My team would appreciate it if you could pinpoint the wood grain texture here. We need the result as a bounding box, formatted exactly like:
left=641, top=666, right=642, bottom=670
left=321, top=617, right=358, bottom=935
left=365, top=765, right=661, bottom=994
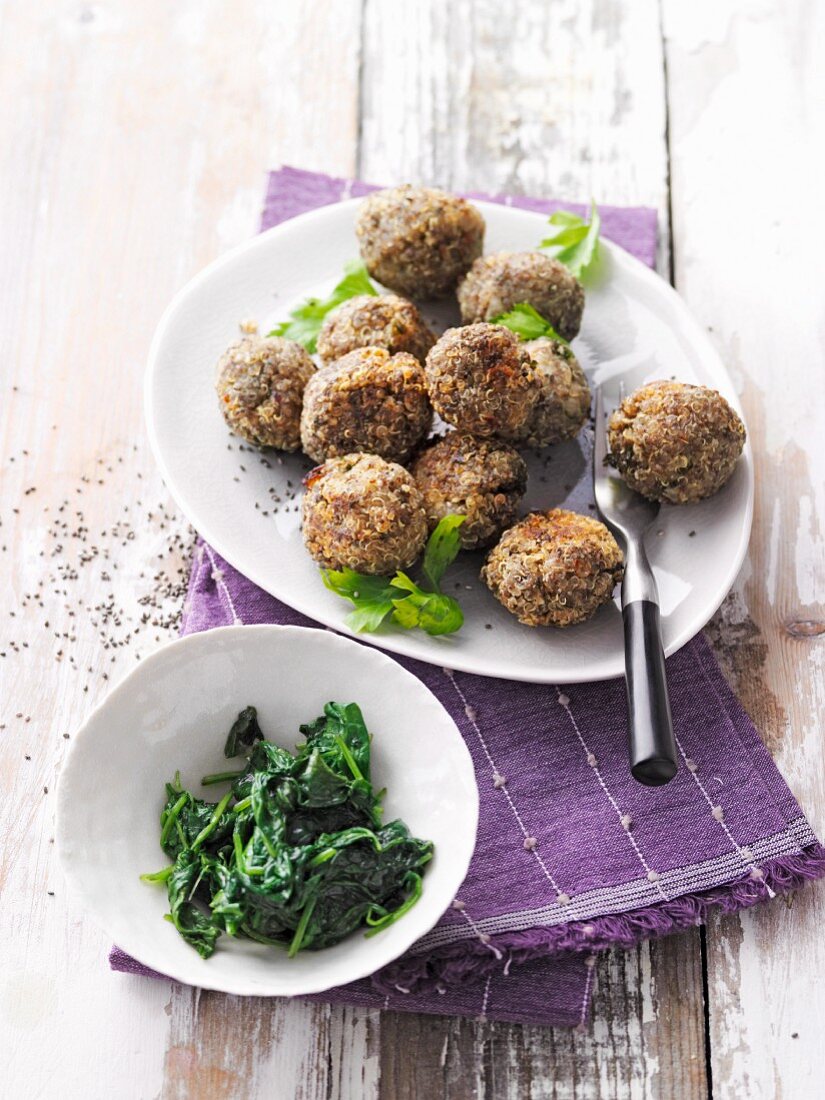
left=360, top=0, right=671, bottom=265
left=163, top=992, right=379, bottom=1100
left=378, top=936, right=706, bottom=1100
left=663, top=2, right=825, bottom=1097
left=0, top=1, right=374, bottom=1096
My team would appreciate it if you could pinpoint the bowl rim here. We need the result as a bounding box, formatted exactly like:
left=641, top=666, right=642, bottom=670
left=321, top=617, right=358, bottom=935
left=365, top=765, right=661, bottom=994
left=56, top=622, right=480, bottom=996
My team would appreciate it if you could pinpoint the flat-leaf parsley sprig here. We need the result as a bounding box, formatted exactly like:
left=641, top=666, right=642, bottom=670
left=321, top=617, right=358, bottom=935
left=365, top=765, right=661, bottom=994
left=539, top=199, right=602, bottom=280
left=269, top=260, right=378, bottom=353
left=323, top=515, right=466, bottom=637
left=491, top=302, right=570, bottom=346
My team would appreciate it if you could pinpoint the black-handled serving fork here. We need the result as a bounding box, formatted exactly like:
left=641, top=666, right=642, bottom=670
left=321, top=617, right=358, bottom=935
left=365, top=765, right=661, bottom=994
left=592, top=384, right=678, bottom=786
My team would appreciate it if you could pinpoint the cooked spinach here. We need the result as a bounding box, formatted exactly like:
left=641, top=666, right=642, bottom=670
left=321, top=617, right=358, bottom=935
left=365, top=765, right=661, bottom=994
left=223, top=705, right=263, bottom=758
left=141, top=703, right=433, bottom=959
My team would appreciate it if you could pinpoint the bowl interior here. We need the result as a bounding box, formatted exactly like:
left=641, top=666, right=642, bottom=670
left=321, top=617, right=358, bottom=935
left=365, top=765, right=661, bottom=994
left=57, top=625, right=478, bottom=996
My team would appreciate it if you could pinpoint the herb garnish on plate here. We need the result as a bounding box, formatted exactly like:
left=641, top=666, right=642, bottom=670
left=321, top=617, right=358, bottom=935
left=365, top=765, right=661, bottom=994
left=268, top=260, right=378, bottom=353
left=494, top=202, right=602, bottom=343
left=491, top=302, right=571, bottom=345
left=539, top=200, right=602, bottom=280
left=141, top=703, right=433, bottom=959
left=323, top=514, right=466, bottom=637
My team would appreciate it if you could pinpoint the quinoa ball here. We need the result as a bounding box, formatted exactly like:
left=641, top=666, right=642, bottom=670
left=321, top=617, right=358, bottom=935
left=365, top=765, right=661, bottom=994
left=316, top=294, right=436, bottom=366
left=300, top=346, right=432, bottom=465
left=355, top=185, right=485, bottom=299
left=481, top=509, right=624, bottom=628
left=302, top=453, right=428, bottom=575
left=424, top=323, right=540, bottom=438
left=215, top=335, right=315, bottom=450
left=502, top=337, right=591, bottom=447
left=457, top=251, right=585, bottom=342
left=411, top=433, right=528, bottom=550
left=607, top=381, right=746, bottom=504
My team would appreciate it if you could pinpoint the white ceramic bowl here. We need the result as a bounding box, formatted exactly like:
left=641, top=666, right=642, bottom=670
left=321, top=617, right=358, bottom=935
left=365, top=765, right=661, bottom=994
left=145, top=198, right=753, bottom=684
left=57, top=625, right=478, bottom=996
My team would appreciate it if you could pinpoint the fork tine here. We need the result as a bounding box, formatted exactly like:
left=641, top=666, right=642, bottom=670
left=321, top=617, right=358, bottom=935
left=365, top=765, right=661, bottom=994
left=619, top=378, right=626, bottom=401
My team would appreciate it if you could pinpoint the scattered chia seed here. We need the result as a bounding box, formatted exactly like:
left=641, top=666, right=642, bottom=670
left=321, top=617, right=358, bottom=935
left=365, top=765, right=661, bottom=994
left=2, top=442, right=196, bottom=811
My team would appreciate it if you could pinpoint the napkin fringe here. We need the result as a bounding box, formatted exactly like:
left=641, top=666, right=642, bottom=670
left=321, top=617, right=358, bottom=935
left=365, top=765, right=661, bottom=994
left=372, top=842, right=825, bottom=996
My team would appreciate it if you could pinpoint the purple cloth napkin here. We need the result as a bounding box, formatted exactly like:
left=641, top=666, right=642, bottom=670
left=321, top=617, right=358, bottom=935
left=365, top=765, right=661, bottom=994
left=111, top=167, right=825, bottom=1029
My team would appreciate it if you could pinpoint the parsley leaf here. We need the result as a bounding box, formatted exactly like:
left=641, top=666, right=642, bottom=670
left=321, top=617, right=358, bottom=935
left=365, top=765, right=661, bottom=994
left=422, top=513, right=466, bottom=590
left=321, top=516, right=466, bottom=637
left=491, top=303, right=570, bottom=345
left=539, top=200, right=601, bottom=280
left=390, top=575, right=464, bottom=636
left=322, top=569, right=396, bottom=633
left=268, top=260, right=378, bottom=353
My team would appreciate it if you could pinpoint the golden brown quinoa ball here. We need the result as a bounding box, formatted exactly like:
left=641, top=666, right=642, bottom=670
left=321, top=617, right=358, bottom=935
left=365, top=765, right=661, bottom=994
left=316, top=294, right=436, bottom=366
left=607, top=381, right=746, bottom=504
left=424, top=323, right=540, bottom=438
left=302, top=453, right=428, bottom=575
left=481, top=509, right=623, bottom=627
left=457, top=251, right=585, bottom=341
left=411, top=433, right=528, bottom=550
left=501, top=337, right=591, bottom=447
left=300, top=346, right=432, bottom=465
left=355, top=185, right=485, bottom=299
left=215, top=335, right=315, bottom=450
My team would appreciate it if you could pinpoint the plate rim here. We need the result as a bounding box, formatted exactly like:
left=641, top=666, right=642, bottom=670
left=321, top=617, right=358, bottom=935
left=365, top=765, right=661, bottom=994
left=56, top=622, right=480, bottom=996
left=144, top=198, right=754, bottom=684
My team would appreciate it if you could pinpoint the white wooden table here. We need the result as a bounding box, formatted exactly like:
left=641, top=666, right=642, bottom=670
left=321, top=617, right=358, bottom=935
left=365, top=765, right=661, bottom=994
left=2, top=2, right=824, bottom=1096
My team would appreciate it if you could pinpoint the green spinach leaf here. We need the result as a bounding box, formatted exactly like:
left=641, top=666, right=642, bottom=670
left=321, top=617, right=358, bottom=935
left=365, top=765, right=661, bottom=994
left=142, top=704, right=433, bottom=960
left=223, top=705, right=263, bottom=758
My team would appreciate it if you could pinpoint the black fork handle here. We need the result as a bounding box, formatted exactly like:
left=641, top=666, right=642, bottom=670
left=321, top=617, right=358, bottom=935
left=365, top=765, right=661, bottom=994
left=623, top=600, right=678, bottom=785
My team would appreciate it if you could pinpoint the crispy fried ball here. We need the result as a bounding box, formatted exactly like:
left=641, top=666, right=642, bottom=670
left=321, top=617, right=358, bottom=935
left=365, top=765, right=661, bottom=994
left=355, top=185, right=485, bottom=299
left=302, top=453, right=428, bottom=575
left=411, top=433, right=528, bottom=550
left=424, top=323, right=540, bottom=438
left=316, top=294, right=436, bottom=366
left=457, top=251, right=585, bottom=341
left=607, top=381, right=746, bottom=504
left=501, top=337, right=591, bottom=447
left=481, top=509, right=623, bottom=627
left=300, top=346, right=432, bottom=465
left=215, top=335, right=315, bottom=450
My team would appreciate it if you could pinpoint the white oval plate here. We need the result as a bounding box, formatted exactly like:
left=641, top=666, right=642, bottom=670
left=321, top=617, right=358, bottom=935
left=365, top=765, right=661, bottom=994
left=146, top=199, right=753, bottom=683
left=57, top=625, right=478, bottom=997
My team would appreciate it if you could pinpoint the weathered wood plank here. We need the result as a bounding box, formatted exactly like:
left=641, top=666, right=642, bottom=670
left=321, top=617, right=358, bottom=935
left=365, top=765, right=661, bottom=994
left=361, top=1, right=706, bottom=1097
left=360, top=0, right=671, bottom=264
left=378, top=937, right=706, bottom=1100
left=0, top=1, right=373, bottom=1096
left=663, top=3, right=825, bottom=1097
left=163, top=991, right=379, bottom=1100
